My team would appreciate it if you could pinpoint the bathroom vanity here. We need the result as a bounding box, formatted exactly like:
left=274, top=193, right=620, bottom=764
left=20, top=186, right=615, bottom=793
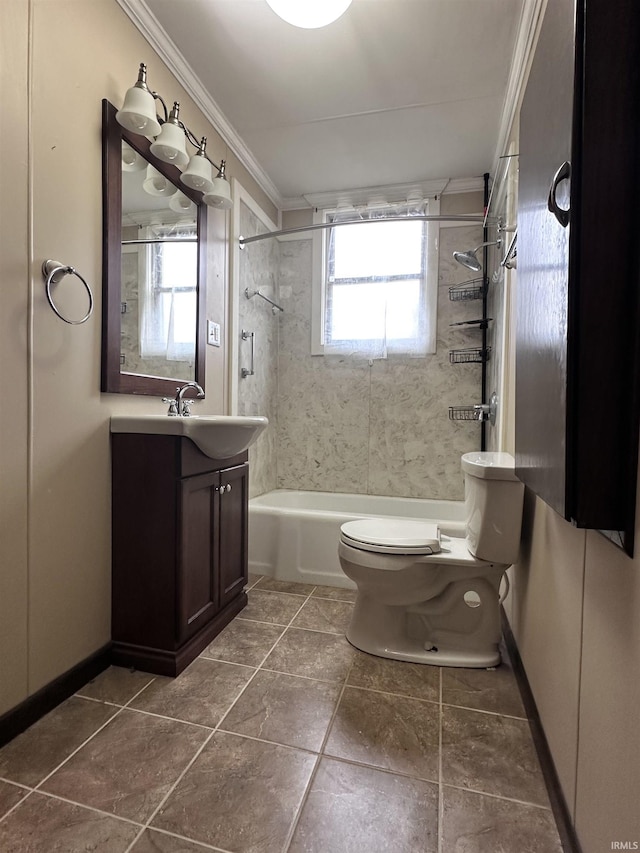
left=111, top=433, right=249, bottom=676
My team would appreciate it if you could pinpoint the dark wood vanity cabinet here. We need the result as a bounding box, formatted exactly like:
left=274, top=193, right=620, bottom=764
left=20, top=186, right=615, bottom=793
left=517, top=0, right=640, bottom=553
left=111, top=434, right=249, bottom=675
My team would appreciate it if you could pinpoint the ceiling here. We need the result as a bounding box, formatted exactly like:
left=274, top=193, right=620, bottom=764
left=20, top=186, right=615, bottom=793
left=127, top=0, right=525, bottom=208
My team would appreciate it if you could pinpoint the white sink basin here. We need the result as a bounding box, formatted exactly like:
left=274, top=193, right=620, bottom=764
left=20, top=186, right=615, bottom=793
left=110, top=415, right=268, bottom=459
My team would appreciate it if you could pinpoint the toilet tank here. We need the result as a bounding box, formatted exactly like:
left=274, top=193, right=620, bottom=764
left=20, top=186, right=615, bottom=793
left=462, top=452, right=525, bottom=564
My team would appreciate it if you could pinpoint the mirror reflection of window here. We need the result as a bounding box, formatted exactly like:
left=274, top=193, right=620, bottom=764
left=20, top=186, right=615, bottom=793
left=140, top=223, right=197, bottom=364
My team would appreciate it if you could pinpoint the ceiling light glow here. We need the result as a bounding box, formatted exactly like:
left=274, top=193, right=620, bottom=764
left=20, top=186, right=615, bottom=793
left=265, top=0, right=352, bottom=29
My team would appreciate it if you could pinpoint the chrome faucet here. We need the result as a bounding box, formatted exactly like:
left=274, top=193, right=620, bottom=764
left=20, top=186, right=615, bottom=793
left=162, top=382, right=204, bottom=416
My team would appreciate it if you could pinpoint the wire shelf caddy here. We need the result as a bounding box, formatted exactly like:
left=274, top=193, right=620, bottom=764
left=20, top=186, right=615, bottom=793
left=449, top=347, right=491, bottom=364
left=448, top=278, right=485, bottom=302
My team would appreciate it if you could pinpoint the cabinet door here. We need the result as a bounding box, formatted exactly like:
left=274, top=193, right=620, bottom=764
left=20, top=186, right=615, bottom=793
left=516, top=0, right=576, bottom=517
left=177, top=470, right=220, bottom=643
left=218, top=463, right=249, bottom=609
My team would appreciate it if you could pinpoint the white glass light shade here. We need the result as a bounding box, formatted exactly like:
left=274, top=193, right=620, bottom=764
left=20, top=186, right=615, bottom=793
left=116, top=85, right=161, bottom=137
left=203, top=177, right=233, bottom=210
left=169, top=191, right=195, bottom=213
left=142, top=165, right=178, bottom=198
left=121, top=142, right=146, bottom=172
left=265, top=0, right=352, bottom=28
left=180, top=152, right=214, bottom=193
left=150, top=121, right=189, bottom=167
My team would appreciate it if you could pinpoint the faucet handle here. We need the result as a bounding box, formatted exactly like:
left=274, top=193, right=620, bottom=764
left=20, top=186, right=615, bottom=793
left=181, top=400, right=198, bottom=416
left=162, top=397, right=180, bottom=416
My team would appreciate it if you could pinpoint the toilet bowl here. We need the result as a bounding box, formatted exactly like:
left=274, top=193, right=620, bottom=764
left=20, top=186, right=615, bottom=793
left=338, top=452, right=524, bottom=668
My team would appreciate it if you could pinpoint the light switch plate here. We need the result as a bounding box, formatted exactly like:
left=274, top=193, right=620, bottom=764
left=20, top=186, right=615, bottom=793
left=207, top=320, right=221, bottom=347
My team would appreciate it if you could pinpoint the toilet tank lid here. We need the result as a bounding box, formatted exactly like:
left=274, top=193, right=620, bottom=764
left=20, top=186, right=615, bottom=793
left=461, top=452, right=520, bottom=481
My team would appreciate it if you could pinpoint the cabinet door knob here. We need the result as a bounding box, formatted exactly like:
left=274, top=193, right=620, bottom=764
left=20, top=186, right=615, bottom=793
left=547, top=160, right=571, bottom=227
left=225, top=483, right=232, bottom=492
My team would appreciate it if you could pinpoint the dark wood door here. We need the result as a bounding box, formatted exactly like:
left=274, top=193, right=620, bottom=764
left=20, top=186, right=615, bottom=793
left=218, top=464, right=249, bottom=609
left=177, top=470, right=220, bottom=643
left=516, top=0, right=576, bottom=518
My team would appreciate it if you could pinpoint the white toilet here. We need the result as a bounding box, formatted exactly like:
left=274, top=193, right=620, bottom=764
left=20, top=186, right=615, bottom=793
left=338, top=452, right=524, bottom=668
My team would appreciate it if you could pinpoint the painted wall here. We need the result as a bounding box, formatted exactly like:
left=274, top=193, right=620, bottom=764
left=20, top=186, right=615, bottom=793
left=0, top=0, right=271, bottom=717
left=275, top=202, right=484, bottom=500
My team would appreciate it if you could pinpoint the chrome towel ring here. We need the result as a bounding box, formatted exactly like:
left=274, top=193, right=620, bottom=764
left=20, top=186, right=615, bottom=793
left=42, top=259, right=94, bottom=325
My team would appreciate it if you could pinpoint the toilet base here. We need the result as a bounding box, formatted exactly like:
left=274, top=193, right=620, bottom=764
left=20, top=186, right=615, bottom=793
left=346, top=579, right=504, bottom=668
left=345, top=628, right=501, bottom=668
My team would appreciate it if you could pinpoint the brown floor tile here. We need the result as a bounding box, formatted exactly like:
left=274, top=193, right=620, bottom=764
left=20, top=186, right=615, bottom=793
left=241, top=589, right=306, bottom=625
left=0, top=697, right=117, bottom=787
left=348, top=651, right=440, bottom=702
left=254, top=576, right=316, bottom=595
left=152, top=731, right=316, bottom=852
left=246, top=573, right=263, bottom=590
left=442, top=705, right=550, bottom=806
left=40, top=709, right=209, bottom=823
left=201, top=618, right=283, bottom=666
left=442, top=660, right=526, bottom=718
left=291, top=598, right=353, bottom=634
left=221, top=670, right=341, bottom=751
left=289, top=757, right=439, bottom=853
left=0, top=780, right=27, bottom=818
left=131, top=828, right=213, bottom=852
left=442, top=786, right=562, bottom=852
left=128, top=657, right=254, bottom=727
left=310, top=585, right=357, bottom=603
left=263, top=627, right=355, bottom=682
left=76, top=666, right=155, bottom=705
left=0, top=792, right=139, bottom=852
left=324, top=686, right=439, bottom=781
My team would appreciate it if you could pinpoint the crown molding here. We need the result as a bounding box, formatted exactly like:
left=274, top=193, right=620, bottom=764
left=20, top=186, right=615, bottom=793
left=115, top=0, right=283, bottom=210
left=492, top=0, right=547, bottom=169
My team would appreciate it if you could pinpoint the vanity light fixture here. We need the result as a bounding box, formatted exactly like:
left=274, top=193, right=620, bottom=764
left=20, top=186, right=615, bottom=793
left=203, top=160, right=232, bottom=210
left=117, top=63, right=233, bottom=210
left=149, top=102, right=189, bottom=167
left=265, top=0, right=352, bottom=28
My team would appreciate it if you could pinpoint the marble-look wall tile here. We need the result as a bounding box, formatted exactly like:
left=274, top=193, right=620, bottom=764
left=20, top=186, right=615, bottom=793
left=238, top=202, right=280, bottom=497
left=275, top=225, right=484, bottom=501
left=278, top=352, right=371, bottom=493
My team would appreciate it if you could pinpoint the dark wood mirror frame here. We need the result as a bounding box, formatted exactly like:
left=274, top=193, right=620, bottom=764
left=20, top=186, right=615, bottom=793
left=101, top=99, right=207, bottom=396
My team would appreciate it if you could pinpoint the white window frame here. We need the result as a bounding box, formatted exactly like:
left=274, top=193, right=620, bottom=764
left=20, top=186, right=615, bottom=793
left=311, top=197, right=440, bottom=356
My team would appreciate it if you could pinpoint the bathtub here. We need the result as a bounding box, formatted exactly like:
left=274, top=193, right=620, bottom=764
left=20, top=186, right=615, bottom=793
left=248, top=489, right=467, bottom=588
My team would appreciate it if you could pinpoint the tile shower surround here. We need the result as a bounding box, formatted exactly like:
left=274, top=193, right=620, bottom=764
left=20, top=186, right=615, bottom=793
left=0, top=576, right=563, bottom=852
left=238, top=219, right=486, bottom=501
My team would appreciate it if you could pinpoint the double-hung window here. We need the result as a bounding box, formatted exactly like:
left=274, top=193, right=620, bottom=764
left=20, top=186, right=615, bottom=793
left=313, top=202, right=439, bottom=358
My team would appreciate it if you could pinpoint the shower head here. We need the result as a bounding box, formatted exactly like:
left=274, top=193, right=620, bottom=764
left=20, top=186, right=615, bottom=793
left=453, top=239, right=502, bottom=272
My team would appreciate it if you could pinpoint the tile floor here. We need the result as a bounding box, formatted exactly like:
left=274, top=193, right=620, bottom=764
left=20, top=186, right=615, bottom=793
left=0, top=575, right=564, bottom=852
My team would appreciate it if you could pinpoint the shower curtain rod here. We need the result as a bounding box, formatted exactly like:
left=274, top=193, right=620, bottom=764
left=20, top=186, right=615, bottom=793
left=238, top=214, right=491, bottom=247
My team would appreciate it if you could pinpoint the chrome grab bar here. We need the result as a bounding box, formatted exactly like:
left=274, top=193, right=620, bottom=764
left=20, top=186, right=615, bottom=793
left=241, top=330, right=255, bottom=378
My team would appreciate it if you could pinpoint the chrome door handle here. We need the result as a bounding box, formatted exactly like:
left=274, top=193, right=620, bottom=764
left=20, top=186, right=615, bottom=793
left=547, top=160, right=571, bottom=228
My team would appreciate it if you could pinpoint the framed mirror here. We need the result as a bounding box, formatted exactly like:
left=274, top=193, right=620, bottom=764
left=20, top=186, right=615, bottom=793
left=101, top=99, right=207, bottom=396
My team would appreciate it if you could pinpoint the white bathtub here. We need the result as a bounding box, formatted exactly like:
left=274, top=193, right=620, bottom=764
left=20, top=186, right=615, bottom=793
left=248, top=489, right=467, bottom=588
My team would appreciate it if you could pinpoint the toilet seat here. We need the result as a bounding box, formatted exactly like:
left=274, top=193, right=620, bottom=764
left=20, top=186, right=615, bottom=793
left=340, top=519, right=441, bottom=555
